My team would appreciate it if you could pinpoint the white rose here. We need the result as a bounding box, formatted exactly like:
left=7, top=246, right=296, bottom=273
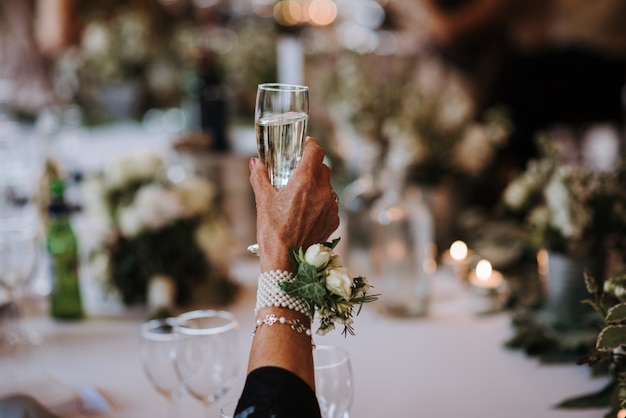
left=195, top=218, right=233, bottom=272
left=117, top=205, right=142, bottom=237
left=81, top=22, right=111, bottom=57
left=175, top=176, right=216, bottom=217
left=103, top=151, right=163, bottom=190
left=131, top=152, right=163, bottom=183
left=133, top=184, right=184, bottom=231
left=325, top=267, right=353, bottom=301
left=304, top=244, right=333, bottom=268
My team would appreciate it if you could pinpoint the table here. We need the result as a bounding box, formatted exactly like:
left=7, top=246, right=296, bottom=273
left=0, top=122, right=611, bottom=417
left=0, top=257, right=610, bottom=418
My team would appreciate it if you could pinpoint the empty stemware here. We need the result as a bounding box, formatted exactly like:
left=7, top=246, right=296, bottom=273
left=314, top=345, right=353, bottom=418
left=140, top=317, right=185, bottom=418
left=174, top=309, right=239, bottom=416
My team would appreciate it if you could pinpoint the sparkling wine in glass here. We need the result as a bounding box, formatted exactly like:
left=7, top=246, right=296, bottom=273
left=247, top=83, right=309, bottom=255
left=314, top=345, right=354, bottom=418
left=174, top=310, right=239, bottom=416
left=140, top=317, right=185, bottom=418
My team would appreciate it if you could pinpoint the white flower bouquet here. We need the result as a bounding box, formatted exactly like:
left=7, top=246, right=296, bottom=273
left=280, top=239, right=378, bottom=336
left=85, top=150, right=237, bottom=307
left=502, top=139, right=626, bottom=257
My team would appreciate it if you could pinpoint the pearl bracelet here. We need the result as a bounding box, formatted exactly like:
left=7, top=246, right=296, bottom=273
left=252, top=314, right=313, bottom=344
left=255, top=270, right=311, bottom=318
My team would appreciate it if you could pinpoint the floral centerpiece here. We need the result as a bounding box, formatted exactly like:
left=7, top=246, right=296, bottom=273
left=84, top=150, right=237, bottom=310
left=383, top=60, right=512, bottom=185
left=310, top=52, right=511, bottom=185
left=502, top=138, right=626, bottom=258
left=53, top=7, right=203, bottom=123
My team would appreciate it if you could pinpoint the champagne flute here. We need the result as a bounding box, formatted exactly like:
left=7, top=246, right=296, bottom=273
left=314, top=345, right=354, bottom=418
left=247, top=83, right=309, bottom=255
left=174, top=309, right=239, bottom=416
left=140, top=317, right=185, bottom=418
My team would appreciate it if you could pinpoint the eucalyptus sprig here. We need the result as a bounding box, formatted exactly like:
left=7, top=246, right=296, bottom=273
left=279, top=238, right=379, bottom=337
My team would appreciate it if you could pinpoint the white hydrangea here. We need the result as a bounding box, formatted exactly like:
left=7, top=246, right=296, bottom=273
left=103, top=151, right=163, bottom=191
left=118, top=184, right=184, bottom=237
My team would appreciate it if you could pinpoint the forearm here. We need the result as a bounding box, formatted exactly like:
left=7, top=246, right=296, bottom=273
left=247, top=306, right=316, bottom=390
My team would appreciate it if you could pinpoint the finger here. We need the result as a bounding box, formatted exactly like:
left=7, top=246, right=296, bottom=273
left=249, top=157, right=271, bottom=196
left=298, top=137, right=325, bottom=170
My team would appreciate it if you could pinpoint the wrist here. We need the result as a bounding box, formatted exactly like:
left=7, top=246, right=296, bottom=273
left=255, top=270, right=311, bottom=318
left=259, top=243, right=293, bottom=273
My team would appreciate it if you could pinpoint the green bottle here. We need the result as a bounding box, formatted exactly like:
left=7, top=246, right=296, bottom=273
left=47, top=179, right=83, bottom=319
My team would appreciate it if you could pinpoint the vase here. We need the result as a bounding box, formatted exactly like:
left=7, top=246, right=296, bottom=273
left=418, top=177, right=463, bottom=252
left=370, top=167, right=435, bottom=318
left=544, top=251, right=603, bottom=328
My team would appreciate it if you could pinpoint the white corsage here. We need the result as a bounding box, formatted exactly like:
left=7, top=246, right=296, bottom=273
left=279, top=238, right=378, bottom=336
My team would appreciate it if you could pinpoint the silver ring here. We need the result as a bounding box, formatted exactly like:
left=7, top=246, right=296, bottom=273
left=332, top=190, right=339, bottom=205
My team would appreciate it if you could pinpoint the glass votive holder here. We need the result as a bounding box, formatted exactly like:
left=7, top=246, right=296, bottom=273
left=468, top=260, right=509, bottom=315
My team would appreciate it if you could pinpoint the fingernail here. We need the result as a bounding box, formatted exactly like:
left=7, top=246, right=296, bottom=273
left=249, top=157, right=257, bottom=171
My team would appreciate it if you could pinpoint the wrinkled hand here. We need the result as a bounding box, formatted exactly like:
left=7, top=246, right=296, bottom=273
left=249, top=137, right=340, bottom=272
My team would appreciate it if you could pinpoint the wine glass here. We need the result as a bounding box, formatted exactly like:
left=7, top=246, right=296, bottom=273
left=314, top=345, right=353, bottom=418
left=174, top=310, right=239, bottom=416
left=0, top=205, right=43, bottom=352
left=140, top=317, right=185, bottom=418
left=247, top=83, right=309, bottom=255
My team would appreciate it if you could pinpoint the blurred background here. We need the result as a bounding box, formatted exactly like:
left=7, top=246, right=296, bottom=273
left=1, top=1, right=626, bottom=416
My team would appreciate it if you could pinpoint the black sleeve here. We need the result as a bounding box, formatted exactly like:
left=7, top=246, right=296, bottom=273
left=234, top=366, right=322, bottom=418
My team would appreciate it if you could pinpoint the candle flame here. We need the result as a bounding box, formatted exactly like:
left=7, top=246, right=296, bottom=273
left=475, top=259, right=492, bottom=280
left=450, top=240, right=468, bottom=261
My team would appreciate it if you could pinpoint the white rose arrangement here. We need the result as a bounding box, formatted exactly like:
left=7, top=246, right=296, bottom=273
left=85, top=150, right=237, bottom=308
left=502, top=138, right=626, bottom=257
left=279, top=239, right=378, bottom=336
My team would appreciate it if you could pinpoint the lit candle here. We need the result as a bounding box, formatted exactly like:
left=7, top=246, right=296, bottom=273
left=450, top=240, right=469, bottom=262
left=469, top=259, right=503, bottom=289
left=468, top=259, right=508, bottom=314
left=442, top=240, right=473, bottom=282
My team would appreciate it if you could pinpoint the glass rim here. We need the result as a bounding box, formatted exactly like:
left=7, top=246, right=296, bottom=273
left=314, top=345, right=351, bottom=370
left=174, top=309, right=238, bottom=336
left=140, top=317, right=177, bottom=341
left=258, top=83, right=309, bottom=92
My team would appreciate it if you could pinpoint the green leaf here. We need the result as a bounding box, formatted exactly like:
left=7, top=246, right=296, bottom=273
left=298, top=262, right=319, bottom=281
left=288, top=247, right=300, bottom=268
left=324, top=238, right=340, bottom=250
left=556, top=379, right=615, bottom=409
left=281, top=277, right=327, bottom=307
left=596, top=325, right=626, bottom=351
left=605, top=303, right=626, bottom=323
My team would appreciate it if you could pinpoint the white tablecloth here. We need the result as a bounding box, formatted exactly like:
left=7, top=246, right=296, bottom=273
left=1, top=259, right=610, bottom=418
